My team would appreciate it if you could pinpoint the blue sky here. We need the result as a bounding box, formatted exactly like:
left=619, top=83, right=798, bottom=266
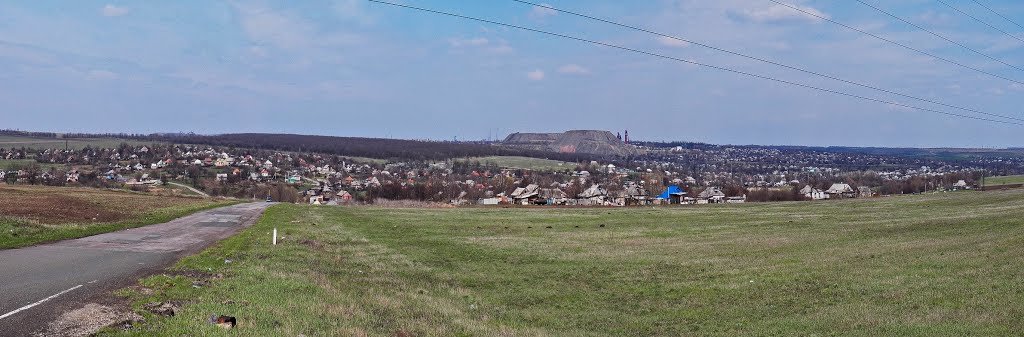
left=1, top=0, right=1023, bottom=147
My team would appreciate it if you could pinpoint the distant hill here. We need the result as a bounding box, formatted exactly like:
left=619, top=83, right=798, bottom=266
left=503, top=130, right=640, bottom=157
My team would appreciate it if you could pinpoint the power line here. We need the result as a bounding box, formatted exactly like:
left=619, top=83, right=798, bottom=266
left=511, top=0, right=1024, bottom=123
left=854, top=0, right=1024, bottom=73
left=767, top=0, right=1024, bottom=87
left=366, top=0, right=1023, bottom=126
left=935, top=0, right=1024, bottom=45
left=969, top=0, right=1024, bottom=32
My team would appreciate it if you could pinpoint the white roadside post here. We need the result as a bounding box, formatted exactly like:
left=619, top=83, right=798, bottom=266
left=273, top=228, right=277, bottom=245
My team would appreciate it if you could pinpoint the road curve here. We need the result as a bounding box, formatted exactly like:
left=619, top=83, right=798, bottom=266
left=0, top=202, right=271, bottom=336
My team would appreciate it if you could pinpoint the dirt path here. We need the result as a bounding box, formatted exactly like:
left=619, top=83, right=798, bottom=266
left=166, top=182, right=210, bottom=197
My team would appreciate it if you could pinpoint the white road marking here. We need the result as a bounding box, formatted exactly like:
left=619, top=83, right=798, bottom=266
left=0, top=284, right=83, bottom=320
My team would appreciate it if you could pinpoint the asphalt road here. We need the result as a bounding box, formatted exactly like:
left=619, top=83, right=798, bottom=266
left=0, top=202, right=271, bottom=336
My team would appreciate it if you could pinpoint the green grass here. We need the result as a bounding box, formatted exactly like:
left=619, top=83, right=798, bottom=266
left=985, top=175, right=1024, bottom=186
left=345, top=156, right=388, bottom=165
left=0, top=159, right=64, bottom=170
left=0, top=135, right=151, bottom=150
left=462, top=156, right=574, bottom=171
left=105, top=190, right=1024, bottom=336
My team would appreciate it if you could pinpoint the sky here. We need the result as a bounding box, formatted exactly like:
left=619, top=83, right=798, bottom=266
left=1, top=0, right=1023, bottom=148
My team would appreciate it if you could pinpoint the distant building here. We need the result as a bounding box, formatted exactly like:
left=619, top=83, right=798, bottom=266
left=725, top=196, right=746, bottom=204
left=800, top=185, right=828, bottom=200
left=510, top=184, right=542, bottom=205
left=697, top=187, right=726, bottom=204
left=858, top=186, right=873, bottom=198
left=826, top=183, right=856, bottom=198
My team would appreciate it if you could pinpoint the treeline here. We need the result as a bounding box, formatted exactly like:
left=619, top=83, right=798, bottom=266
left=632, top=140, right=714, bottom=150
left=0, top=130, right=60, bottom=138
left=1, top=130, right=610, bottom=162
left=121, top=133, right=602, bottom=161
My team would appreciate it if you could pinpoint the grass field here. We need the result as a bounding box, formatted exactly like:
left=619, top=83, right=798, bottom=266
left=105, top=189, right=1024, bottom=336
left=0, top=159, right=64, bottom=170
left=984, top=175, right=1024, bottom=186
left=0, top=185, right=236, bottom=249
left=463, top=156, right=574, bottom=171
left=0, top=135, right=150, bottom=150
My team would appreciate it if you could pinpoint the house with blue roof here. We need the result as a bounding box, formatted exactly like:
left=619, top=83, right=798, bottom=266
left=657, top=185, right=688, bottom=204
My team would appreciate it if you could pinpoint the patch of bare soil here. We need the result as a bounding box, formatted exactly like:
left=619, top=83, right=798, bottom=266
left=0, top=192, right=125, bottom=224
left=32, top=303, right=143, bottom=337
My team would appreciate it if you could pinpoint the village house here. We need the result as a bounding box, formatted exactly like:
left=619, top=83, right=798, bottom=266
left=858, top=186, right=873, bottom=198
left=697, top=187, right=726, bottom=204
left=621, top=182, right=650, bottom=206
left=66, top=170, right=80, bottom=183
left=335, top=190, right=354, bottom=204
left=826, top=183, right=857, bottom=199
left=510, top=184, right=541, bottom=205
left=800, top=185, right=828, bottom=200
left=577, top=184, right=607, bottom=205
left=657, top=185, right=689, bottom=205
left=540, top=188, right=568, bottom=205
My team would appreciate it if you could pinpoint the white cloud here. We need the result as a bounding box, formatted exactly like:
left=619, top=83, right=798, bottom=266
left=101, top=4, right=128, bottom=17
left=733, top=3, right=828, bottom=24
left=333, top=0, right=374, bottom=24
left=248, top=46, right=269, bottom=58
left=87, top=69, right=119, bottom=80
left=530, top=4, right=557, bottom=18
left=232, top=3, right=316, bottom=50
left=1011, top=83, right=1024, bottom=92
left=527, top=69, right=545, bottom=81
left=557, top=64, right=590, bottom=75
left=448, top=37, right=489, bottom=47
left=656, top=36, right=690, bottom=48
left=230, top=2, right=361, bottom=55
left=488, top=44, right=514, bottom=54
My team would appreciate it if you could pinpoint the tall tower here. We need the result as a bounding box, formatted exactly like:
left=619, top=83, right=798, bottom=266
left=624, top=130, right=629, bottom=144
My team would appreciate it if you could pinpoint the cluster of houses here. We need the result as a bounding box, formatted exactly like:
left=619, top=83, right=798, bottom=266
left=465, top=184, right=746, bottom=206
left=1, top=140, right=990, bottom=205
left=798, top=183, right=873, bottom=200
left=796, top=180, right=971, bottom=200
